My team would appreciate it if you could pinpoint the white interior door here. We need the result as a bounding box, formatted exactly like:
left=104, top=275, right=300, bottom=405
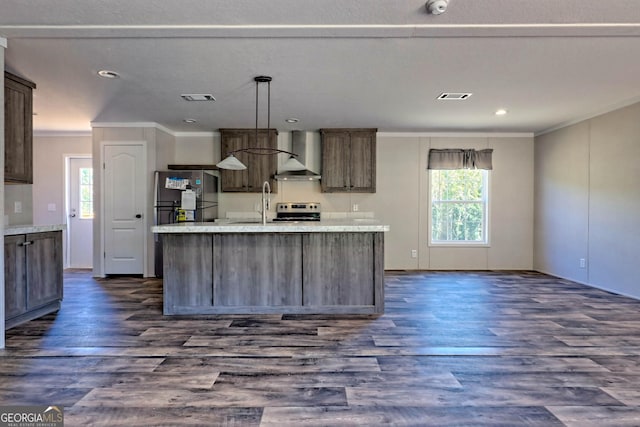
left=68, top=157, right=93, bottom=268
left=103, top=143, right=146, bottom=274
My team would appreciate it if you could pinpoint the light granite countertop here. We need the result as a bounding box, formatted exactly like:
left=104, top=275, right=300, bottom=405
left=152, top=219, right=389, bottom=234
left=4, top=224, right=66, bottom=236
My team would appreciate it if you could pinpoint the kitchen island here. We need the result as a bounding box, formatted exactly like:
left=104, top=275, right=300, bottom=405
left=152, top=220, right=389, bottom=315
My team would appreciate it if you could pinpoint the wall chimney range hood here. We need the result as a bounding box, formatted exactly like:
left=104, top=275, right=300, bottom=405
left=275, top=131, right=322, bottom=181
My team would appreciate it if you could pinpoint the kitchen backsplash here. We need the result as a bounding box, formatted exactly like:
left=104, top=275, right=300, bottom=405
left=224, top=211, right=375, bottom=220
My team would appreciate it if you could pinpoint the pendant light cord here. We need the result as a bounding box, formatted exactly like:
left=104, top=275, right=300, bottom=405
left=255, top=78, right=259, bottom=146
left=254, top=76, right=272, bottom=145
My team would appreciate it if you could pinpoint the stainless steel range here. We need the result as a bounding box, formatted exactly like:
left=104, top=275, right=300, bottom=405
left=272, top=202, right=321, bottom=222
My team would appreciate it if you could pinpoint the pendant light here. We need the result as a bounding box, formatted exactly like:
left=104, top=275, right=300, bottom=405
left=216, top=76, right=306, bottom=171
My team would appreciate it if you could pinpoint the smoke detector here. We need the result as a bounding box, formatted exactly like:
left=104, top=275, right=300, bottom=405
left=426, top=0, right=450, bottom=15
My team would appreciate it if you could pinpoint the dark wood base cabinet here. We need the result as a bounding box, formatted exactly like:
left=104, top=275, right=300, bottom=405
left=4, top=231, right=63, bottom=329
left=162, top=232, right=384, bottom=315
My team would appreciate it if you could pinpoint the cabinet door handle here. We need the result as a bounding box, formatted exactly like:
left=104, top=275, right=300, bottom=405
left=21, top=241, right=33, bottom=246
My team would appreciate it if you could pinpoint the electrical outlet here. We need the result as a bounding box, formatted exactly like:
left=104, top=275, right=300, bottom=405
left=579, top=258, right=586, bottom=268
left=14, top=201, right=22, bottom=213
left=352, top=204, right=359, bottom=212
left=411, top=249, right=418, bottom=258
left=48, top=203, right=57, bottom=212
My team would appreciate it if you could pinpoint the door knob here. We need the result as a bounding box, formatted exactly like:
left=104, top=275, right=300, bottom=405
left=135, top=214, right=142, bottom=219
left=70, top=214, right=76, bottom=218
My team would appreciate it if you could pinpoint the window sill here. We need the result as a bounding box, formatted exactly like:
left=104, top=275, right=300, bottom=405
left=429, top=242, right=490, bottom=248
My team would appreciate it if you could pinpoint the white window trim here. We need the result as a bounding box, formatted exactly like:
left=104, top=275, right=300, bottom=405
left=428, top=169, right=491, bottom=247
left=79, top=167, right=95, bottom=220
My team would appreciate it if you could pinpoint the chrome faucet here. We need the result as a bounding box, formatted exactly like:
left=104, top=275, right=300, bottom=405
left=261, top=180, right=271, bottom=225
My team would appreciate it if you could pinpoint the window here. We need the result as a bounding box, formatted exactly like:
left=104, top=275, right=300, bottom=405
left=79, top=167, right=94, bottom=219
left=430, top=169, right=489, bottom=245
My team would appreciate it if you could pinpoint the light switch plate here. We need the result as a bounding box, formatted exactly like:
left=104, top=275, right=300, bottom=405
left=48, top=203, right=57, bottom=212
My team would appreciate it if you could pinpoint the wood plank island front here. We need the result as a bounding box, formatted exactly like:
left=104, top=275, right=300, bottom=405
left=152, top=220, right=389, bottom=315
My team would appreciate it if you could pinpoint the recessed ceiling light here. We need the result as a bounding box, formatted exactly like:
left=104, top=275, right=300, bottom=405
left=285, top=118, right=299, bottom=123
left=97, top=70, right=120, bottom=79
left=183, top=118, right=197, bottom=124
left=495, top=109, right=508, bottom=116
left=181, top=94, right=216, bottom=102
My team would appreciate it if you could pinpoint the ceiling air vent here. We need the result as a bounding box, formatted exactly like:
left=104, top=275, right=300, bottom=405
left=437, top=92, right=472, bottom=100
left=181, top=94, right=216, bottom=102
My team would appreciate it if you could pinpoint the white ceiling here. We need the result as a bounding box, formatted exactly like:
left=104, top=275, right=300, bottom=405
left=2, top=0, right=640, bottom=134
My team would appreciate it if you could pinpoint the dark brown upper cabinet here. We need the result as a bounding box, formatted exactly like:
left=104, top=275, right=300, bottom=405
left=4, top=72, right=36, bottom=184
left=219, top=128, right=279, bottom=193
left=320, top=128, right=377, bottom=193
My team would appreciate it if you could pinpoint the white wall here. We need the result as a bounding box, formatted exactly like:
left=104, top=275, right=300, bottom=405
left=589, top=104, right=640, bottom=297
left=487, top=137, right=535, bottom=269
left=32, top=134, right=92, bottom=225
left=30, top=134, right=92, bottom=267
left=379, top=135, right=534, bottom=270
left=173, top=134, right=216, bottom=166
left=175, top=132, right=535, bottom=270
left=374, top=136, right=422, bottom=269
left=4, top=184, right=32, bottom=225
left=155, top=128, right=176, bottom=171
left=534, top=123, right=590, bottom=283
left=535, top=101, right=640, bottom=298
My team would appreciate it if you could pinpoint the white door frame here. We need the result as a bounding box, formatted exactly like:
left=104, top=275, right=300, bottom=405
left=64, top=154, right=92, bottom=269
left=99, top=140, right=148, bottom=277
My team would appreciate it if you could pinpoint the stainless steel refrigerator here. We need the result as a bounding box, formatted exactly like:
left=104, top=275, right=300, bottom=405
left=154, top=170, right=218, bottom=276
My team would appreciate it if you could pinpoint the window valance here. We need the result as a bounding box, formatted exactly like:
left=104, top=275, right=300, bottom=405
left=427, top=149, right=493, bottom=170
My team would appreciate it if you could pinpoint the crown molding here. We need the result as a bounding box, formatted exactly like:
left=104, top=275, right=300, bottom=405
left=3, top=23, right=640, bottom=39
left=82, top=123, right=537, bottom=139
left=90, top=122, right=223, bottom=138
left=90, top=121, right=175, bottom=135
left=535, top=96, right=640, bottom=137
left=173, top=131, right=219, bottom=138
left=34, top=130, right=92, bottom=137
left=378, top=132, right=533, bottom=138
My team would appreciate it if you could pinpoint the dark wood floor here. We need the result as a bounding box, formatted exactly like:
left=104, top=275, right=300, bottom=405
left=2, top=270, right=640, bottom=426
